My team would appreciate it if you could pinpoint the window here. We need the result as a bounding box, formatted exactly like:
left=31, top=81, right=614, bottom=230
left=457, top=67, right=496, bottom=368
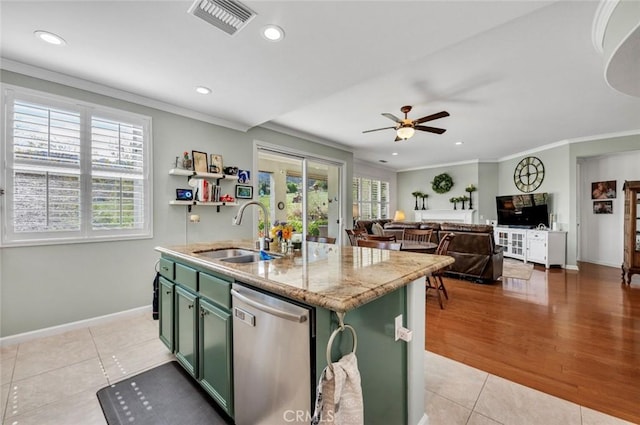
left=1, top=86, right=152, bottom=246
left=353, top=177, right=389, bottom=219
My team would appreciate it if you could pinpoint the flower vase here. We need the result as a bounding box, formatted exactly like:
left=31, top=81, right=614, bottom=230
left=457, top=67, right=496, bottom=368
left=453, top=202, right=457, bottom=210
left=414, top=197, right=419, bottom=210
left=468, top=195, right=473, bottom=210
left=461, top=201, right=466, bottom=210
left=421, top=198, right=426, bottom=210
left=182, top=159, right=192, bottom=170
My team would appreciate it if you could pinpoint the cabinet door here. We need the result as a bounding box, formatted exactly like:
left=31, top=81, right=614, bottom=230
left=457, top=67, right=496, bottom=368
left=510, top=231, right=526, bottom=259
left=175, top=286, right=198, bottom=377
left=496, top=230, right=509, bottom=248
left=159, top=277, right=174, bottom=351
left=528, top=236, right=546, bottom=264
left=198, top=299, right=233, bottom=416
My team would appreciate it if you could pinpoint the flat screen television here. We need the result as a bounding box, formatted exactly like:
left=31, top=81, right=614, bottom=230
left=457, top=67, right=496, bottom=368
left=496, top=193, right=549, bottom=228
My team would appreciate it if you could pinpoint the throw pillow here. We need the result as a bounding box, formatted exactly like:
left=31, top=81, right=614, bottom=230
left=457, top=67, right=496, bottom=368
left=372, top=222, right=384, bottom=236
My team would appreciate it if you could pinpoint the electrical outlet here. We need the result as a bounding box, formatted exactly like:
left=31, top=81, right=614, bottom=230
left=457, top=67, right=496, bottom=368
left=398, top=327, right=413, bottom=342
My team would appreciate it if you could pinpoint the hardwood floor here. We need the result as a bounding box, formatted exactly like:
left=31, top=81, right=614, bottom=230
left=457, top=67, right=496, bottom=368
left=425, top=262, right=640, bottom=424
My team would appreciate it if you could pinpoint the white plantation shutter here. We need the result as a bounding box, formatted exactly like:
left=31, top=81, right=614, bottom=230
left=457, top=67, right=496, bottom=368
left=2, top=86, right=152, bottom=245
left=91, top=117, right=145, bottom=230
left=353, top=177, right=390, bottom=220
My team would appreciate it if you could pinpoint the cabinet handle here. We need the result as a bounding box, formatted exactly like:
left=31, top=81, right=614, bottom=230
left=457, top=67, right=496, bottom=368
left=161, top=266, right=169, bottom=271
left=165, top=290, right=172, bottom=295
left=188, top=304, right=194, bottom=309
left=200, top=308, right=209, bottom=317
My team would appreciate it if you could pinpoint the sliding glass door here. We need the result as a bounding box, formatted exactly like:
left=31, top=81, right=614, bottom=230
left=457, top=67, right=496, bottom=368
left=257, top=148, right=343, bottom=244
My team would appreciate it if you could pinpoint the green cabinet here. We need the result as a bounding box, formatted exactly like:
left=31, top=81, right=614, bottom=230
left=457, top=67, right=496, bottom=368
left=175, top=285, right=198, bottom=377
left=158, top=255, right=234, bottom=417
left=199, top=298, right=233, bottom=415
left=159, top=277, right=174, bottom=351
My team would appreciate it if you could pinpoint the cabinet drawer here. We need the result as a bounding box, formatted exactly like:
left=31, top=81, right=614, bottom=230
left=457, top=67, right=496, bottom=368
left=175, top=263, right=198, bottom=291
left=158, top=258, right=175, bottom=280
left=199, top=272, right=231, bottom=310
left=528, top=231, right=546, bottom=240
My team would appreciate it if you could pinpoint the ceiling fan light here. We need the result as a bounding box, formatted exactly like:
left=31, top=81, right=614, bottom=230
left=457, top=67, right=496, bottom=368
left=396, top=126, right=415, bottom=140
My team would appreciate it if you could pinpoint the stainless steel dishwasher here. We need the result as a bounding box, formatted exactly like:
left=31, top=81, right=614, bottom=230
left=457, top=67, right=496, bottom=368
left=231, top=283, right=314, bottom=425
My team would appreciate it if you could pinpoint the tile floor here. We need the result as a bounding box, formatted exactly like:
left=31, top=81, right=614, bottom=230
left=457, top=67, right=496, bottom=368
left=0, top=311, right=634, bottom=425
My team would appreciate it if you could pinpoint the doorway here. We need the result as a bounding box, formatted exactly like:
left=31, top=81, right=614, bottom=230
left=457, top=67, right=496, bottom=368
left=256, top=147, right=343, bottom=244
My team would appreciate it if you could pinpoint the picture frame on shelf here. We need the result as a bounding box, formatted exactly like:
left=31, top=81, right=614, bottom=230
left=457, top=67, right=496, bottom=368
left=192, top=151, right=208, bottom=173
left=210, top=154, right=223, bottom=174
left=235, top=185, right=253, bottom=199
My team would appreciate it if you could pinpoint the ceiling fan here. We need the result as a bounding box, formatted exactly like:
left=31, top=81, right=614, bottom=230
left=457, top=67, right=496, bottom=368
left=362, top=105, right=449, bottom=141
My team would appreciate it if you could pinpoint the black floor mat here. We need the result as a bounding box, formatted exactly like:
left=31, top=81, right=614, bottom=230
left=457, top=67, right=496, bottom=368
left=97, top=361, right=232, bottom=425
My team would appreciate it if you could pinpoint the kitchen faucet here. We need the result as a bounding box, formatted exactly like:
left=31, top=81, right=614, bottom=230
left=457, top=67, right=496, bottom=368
left=233, top=201, right=270, bottom=250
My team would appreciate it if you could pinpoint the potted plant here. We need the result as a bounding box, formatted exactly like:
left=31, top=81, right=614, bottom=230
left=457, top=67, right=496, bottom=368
left=460, top=195, right=470, bottom=209
left=465, top=184, right=477, bottom=209
left=182, top=151, right=192, bottom=170
left=449, top=196, right=459, bottom=210
left=421, top=193, right=429, bottom=210
left=411, top=191, right=424, bottom=210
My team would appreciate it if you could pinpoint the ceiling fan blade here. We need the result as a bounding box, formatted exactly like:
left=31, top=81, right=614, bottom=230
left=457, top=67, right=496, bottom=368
left=382, top=113, right=401, bottom=123
left=362, top=126, right=396, bottom=134
left=415, top=125, right=447, bottom=134
left=414, top=111, right=450, bottom=124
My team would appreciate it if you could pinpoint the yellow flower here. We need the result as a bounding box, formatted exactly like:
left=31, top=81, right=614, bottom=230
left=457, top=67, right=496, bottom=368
left=270, top=222, right=294, bottom=240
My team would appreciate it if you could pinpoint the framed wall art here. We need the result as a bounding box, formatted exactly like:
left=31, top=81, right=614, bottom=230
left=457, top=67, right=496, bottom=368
left=192, top=151, right=208, bottom=173
left=591, top=180, right=616, bottom=199
left=238, top=169, right=250, bottom=183
left=593, top=200, right=613, bottom=214
left=210, top=154, right=223, bottom=174
left=235, top=185, right=253, bottom=199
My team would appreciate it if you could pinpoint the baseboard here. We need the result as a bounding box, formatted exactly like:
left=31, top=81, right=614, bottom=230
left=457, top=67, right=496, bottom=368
left=415, top=413, right=429, bottom=425
left=0, top=305, right=152, bottom=347
left=565, top=264, right=579, bottom=271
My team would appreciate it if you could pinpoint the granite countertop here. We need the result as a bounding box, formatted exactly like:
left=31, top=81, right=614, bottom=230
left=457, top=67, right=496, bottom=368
left=155, top=239, right=454, bottom=313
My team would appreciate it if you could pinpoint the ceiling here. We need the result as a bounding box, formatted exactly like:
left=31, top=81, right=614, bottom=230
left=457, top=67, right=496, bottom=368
left=2, top=1, right=639, bottom=171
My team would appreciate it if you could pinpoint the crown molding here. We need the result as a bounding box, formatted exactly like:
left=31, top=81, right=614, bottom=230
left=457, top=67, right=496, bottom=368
left=0, top=58, right=250, bottom=132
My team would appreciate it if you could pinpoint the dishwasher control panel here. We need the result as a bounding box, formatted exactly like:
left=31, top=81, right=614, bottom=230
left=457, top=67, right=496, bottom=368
left=234, top=307, right=255, bottom=327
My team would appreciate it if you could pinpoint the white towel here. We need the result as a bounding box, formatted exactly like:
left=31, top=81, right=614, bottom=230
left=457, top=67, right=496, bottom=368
left=312, top=352, right=364, bottom=425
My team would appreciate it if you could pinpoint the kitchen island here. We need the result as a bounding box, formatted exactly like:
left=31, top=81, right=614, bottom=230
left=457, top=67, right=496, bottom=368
left=156, top=240, right=453, bottom=425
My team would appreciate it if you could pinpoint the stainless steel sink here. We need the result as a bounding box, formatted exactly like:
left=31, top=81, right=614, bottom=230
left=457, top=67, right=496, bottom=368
left=195, top=248, right=281, bottom=263
left=195, top=248, right=256, bottom=259
left=219, top=254, right=263, bottom=263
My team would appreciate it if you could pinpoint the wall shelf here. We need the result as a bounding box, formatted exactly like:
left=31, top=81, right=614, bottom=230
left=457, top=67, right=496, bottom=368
left=169, top=169, right=240, bottom=212
left=169, top=201, right=239, bottom=207
left=169, top=168, right=239, bottom=181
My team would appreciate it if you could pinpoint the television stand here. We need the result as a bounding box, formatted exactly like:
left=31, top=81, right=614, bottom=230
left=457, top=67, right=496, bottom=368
left=495, top=227, right=566, bottom=268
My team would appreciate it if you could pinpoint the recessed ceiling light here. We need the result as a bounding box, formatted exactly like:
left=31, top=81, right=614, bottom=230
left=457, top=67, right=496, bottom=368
left=34, top=30, right=66, bottom=46
left=455, top=141, right=464, bottom=145
left=195, top=86, right=212, bottom=95
left=262, top=25, right=285, bottom=42
left=392, top=152, right=398, bottom=156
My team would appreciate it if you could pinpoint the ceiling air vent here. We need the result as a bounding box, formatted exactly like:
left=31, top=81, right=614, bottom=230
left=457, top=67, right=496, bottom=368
left=187, top=0, right=257, bottom=36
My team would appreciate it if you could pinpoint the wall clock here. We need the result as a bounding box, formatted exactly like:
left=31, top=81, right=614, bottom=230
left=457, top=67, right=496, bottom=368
left=513, top=156, right=545, bottom=193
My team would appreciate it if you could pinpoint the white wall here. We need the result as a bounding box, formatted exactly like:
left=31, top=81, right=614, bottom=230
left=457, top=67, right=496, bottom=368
left=0, top=70, right=352, bottom=337
left=578, top=151, right=640, bottom=267
left=397, top=162, right=480, bottom=221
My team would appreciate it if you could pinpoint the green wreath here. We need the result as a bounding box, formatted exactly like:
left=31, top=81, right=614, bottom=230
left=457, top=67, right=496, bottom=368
left=431, top=173, right=454, bottom=194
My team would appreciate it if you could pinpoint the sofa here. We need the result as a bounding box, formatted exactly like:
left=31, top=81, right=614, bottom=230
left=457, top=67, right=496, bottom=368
left=355, top=219, right=441, bottom=241
left=354, top=220, right=503, bottom=283
left=437, top=223, right=503, bottom=283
